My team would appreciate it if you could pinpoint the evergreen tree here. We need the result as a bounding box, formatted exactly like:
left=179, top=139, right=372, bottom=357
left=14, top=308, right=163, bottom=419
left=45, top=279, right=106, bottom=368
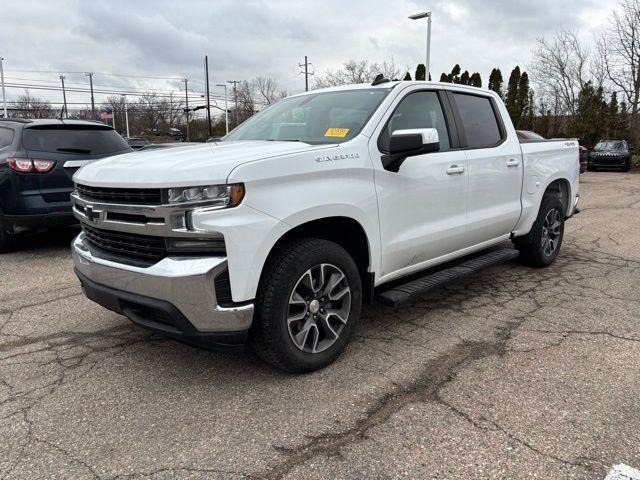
left=415, top=64, right=426, bottom=81
left=460, top=70, right=470, bottom=85
left=505, top=66, right=521, bottom=124
left=403, top=72, right=412, bottom=81
left=439, top=72, right=448, bottom=82
left=488, top=68, right=504, bottom=98
left=514, top=71, right=530, bottom=128
left=469, top=72, right=482, bottom=88
left=450, top=64, right=461, bottom=83
left=573, top=82, right=608, bottom=147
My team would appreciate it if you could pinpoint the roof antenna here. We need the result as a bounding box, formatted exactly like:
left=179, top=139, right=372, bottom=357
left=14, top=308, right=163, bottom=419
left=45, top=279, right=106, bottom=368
left=371, top=73, right=390, bottom=86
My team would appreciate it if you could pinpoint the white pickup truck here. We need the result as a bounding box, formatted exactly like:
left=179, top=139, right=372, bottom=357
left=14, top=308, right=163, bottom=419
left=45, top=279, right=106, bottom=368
left=71, top=79, right=580, bottom=372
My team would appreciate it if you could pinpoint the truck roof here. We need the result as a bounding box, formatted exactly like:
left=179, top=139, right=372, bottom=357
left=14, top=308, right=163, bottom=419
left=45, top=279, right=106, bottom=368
left=293, top=80, right=493, bottom=97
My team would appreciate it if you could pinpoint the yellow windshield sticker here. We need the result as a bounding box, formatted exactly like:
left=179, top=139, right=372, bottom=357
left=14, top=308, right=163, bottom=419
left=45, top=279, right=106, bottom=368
left=324, top=128, right=349, bottom=138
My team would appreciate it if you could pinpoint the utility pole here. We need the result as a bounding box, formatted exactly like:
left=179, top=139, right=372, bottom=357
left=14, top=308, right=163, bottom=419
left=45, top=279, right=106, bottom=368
left=228, top=80, right=239, bottom=127
left=59, top=75, right=68, bottom=118
left=124, top=95, right=130, bottom=138
left=183, top=78, right=189, bottom=141
left=204, top=56, right=212, bottom=138
left=0, top=57, right=7, bottom=118
left=216, top=83, right=229, bottom=134
left=86, top=72, right=95, bottom=116
left=298, top=56, right=314, bottom=92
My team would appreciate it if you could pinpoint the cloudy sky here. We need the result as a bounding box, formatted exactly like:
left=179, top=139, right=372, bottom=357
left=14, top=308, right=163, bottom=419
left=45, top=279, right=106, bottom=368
left=1, top=0, right=618, bottom=113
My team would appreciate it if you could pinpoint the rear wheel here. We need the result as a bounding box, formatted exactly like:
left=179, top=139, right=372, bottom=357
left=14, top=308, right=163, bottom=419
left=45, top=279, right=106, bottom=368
left=0, top=215, right=16, bottom=253
left=513, top=193, right=565, bottom=268
left=250, top=238, right=362, bottom=373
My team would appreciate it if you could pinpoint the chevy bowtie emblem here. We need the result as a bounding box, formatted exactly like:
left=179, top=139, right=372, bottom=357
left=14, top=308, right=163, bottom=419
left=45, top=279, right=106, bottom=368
left=85, top=205, right=103, bottom=222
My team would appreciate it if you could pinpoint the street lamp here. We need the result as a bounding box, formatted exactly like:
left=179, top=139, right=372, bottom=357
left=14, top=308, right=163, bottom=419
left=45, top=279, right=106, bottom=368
left=409, top=11, right=432, bottom=80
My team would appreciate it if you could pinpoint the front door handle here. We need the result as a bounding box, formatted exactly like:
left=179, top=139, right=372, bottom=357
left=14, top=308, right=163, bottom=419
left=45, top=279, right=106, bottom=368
left=506, top=159, right=520, bottom=167
left=446, top=165, right=465, bottom=175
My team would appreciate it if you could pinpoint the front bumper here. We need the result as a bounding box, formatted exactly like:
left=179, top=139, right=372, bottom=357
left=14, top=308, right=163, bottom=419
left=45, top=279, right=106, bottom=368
left=588, top=155, right=629, bottom=167
left=72, top=233, right=254, bottom=342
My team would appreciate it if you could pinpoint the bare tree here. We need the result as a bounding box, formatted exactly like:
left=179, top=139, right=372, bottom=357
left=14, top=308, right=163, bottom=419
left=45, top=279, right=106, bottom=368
left=315, top=58, right=404, bottom=88
left=253, top=77, right=286, bottom=105
left=11, top=90, right=54, bottom=118
left=597, top=0, right=640, bottom=140
left=528, top=30, right=591, bottom=116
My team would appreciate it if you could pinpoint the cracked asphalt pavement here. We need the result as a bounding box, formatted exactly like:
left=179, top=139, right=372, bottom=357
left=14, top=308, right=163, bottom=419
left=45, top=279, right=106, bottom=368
left=2, top=171, right=640, bottom=479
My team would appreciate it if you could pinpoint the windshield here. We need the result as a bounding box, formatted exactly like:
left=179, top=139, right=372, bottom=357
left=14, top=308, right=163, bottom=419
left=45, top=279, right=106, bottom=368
left=594, top=140, right=625, bottom=151
left=224, top=89, right=389, bottom=144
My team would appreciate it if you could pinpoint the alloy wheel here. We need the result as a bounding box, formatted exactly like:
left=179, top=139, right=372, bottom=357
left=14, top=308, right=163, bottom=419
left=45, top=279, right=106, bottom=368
left=287, top=263, right=351, bottom=353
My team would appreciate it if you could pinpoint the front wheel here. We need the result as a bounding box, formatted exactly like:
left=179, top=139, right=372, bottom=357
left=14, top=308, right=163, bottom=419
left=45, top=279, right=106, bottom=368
left=622, top=158, right=631, bottom=172
left=250, top=238, right=362, bottom=373
left=513, top=194, right=565, bottom=267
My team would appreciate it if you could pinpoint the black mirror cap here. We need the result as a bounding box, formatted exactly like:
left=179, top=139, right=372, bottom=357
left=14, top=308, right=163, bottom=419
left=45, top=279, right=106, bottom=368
left=389, top=133, right=440, bottom=155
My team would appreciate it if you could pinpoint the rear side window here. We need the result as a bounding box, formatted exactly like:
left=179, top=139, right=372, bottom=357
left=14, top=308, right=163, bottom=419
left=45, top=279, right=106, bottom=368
left=22, top=126, right=129, bottom=155
left=0, top=127, right=14, bottom=149
left=452, top=93, right=503, bottom=149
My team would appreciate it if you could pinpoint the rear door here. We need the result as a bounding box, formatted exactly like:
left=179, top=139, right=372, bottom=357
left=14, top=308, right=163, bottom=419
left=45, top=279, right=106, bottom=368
left=449, top=92, right=523, bottom=245
left=22, top=125, right=131, bottom=203
left=372, top=88, right=469, bottom=280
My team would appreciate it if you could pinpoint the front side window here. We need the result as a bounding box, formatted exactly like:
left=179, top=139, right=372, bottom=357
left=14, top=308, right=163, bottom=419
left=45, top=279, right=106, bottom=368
left=379, top=91, right=451, bottom=152
left=453, top=93, right=503, bottom=149
left=224, top=89, right=389, bottom=145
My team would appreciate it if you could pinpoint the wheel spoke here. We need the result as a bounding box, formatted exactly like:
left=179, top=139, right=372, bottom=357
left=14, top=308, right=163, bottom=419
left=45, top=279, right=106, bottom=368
left=322, top=272, right=345, bottom=297
left=317, top=315, right=339, bottom=339
left=289, top=291, right=306, bottom=306
left=309, top=324, right=320, bottom=353
left=329, top=285, right=350, bottom=301
left=294, top=320, right=313, bottom=349
left=325, top=309, right=348, bottom=324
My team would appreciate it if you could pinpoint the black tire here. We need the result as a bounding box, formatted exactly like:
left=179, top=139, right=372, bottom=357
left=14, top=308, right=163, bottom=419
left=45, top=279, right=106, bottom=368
left=622, top=158, right=631, bottom=172
left=250, top=238, right=362, bottom=373
left=0, top=214, right=16, bottom=253
left=513, top=193, right=565, bottom=268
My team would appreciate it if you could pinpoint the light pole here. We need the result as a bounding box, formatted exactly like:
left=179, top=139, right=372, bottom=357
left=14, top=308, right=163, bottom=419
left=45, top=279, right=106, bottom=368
left=0, top=57, right=7, bottom=118
left=124, top=95, right=130, bottom=138
left=409, top=11, right=432, bottom=80
left=216, top=83, right=228, bottom=135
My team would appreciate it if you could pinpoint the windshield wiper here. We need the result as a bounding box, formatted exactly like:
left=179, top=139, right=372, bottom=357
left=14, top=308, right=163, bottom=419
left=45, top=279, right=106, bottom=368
left=265, top=139, right=304, bottom=142
left=57, top=147, right=92, bottom=154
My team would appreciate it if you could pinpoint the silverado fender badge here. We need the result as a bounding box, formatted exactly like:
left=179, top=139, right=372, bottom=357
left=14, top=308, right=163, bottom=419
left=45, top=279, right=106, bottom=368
left=315, top=152, right=360, bottom=163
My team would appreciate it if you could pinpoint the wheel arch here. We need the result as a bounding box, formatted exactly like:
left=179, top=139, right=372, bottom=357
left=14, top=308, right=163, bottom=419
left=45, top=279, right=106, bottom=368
left=258, top=216, right=375, bottom=304
left=544, top=177, right=572, bottom=216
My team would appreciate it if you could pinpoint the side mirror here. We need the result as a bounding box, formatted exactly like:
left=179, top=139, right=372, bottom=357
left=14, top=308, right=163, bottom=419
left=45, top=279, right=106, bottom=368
left=383, top=128, right=440, bottom=172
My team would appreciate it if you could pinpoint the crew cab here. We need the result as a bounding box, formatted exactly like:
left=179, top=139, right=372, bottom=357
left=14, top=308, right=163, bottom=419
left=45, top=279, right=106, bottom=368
left=71, top=80, right=580, bottom=372
left=0, top=119, right=132, bottom=251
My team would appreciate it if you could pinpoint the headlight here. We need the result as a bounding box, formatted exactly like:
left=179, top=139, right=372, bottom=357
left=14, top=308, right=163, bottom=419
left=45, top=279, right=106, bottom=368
left=166, top=183, right=245, bottom=208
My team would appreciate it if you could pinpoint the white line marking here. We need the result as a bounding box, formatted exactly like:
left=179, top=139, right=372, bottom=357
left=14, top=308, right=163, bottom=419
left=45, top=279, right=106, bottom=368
left=605, top=464, right=640, bottom=480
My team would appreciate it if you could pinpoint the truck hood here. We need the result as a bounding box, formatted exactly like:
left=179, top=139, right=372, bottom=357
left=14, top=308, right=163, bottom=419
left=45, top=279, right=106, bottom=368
left=73, top=141, right=325, bottom=188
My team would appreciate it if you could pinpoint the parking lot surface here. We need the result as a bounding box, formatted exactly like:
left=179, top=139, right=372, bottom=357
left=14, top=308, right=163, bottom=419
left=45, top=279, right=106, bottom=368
left=1, top=171, right=640, bottom=479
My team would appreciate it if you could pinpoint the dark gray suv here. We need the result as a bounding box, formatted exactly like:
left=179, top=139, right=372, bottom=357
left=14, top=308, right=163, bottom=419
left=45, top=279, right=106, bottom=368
left=0, top=118, right=132, bottom=251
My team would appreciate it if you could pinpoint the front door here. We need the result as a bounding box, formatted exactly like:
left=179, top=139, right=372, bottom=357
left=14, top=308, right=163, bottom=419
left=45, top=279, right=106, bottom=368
left=372, top=89, right=468, bottom=280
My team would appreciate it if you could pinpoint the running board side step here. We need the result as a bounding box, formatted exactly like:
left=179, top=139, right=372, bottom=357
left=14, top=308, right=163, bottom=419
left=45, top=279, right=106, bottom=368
left=376, top=248, right=520, bottom=307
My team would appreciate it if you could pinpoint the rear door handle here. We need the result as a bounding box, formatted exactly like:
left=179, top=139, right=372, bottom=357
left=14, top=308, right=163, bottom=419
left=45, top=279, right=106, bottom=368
left=506, top=159, right=520, bottom=167
left=446, top=165, right=465, bottom=175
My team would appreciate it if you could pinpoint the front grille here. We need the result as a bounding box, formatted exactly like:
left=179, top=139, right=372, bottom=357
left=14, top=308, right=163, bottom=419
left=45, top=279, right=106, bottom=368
left=82, top=224, right=167, bottom=261
left=76, top=184, right=162, bottom=205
